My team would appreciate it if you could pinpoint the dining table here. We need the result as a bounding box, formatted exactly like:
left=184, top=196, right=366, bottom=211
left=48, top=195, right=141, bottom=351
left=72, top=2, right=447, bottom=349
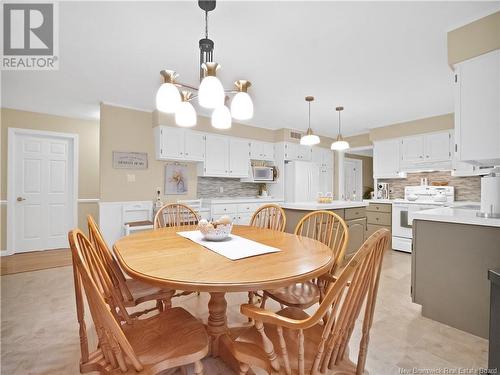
left=113, top=225, right=335, bottom=371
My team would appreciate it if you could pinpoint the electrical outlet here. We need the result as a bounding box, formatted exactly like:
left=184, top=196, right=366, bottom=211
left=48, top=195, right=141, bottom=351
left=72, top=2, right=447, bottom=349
left=219, top=186, right=224, bottom=193
left=127, top=174, right=136, bottom=182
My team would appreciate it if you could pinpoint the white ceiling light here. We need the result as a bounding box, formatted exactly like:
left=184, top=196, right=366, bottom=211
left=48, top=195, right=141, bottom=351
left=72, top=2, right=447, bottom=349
left=155, top=1, right=253, bottom=128
left=211, top=103, right=232, bottom=129
left=230, top=80, right=254, bottom=120
left=175, top=91, right=197, bottom=127
left=331, top=106, right=350, bottom=151
left=300, top=96, right=320, bottom=146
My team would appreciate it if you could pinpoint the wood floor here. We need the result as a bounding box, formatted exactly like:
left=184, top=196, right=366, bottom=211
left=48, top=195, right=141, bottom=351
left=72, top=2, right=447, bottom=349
left=0, top=250, right=488, bottom=374
left=0, top=248, right=72, bottom=276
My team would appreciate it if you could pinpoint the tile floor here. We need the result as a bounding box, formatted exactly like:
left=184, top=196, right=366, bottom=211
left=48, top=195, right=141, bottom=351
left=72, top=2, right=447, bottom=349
left=0, top=250, right=488, bottom=374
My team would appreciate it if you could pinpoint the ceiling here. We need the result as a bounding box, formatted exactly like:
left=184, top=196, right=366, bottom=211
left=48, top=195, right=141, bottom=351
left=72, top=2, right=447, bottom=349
left=2, top=1, right=499, bottom=137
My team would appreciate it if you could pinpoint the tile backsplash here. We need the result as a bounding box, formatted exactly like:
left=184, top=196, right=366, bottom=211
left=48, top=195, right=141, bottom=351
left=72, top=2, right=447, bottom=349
left=379, top=171, right=481, bottom=201
left=197, top=177, right=260, bottom=198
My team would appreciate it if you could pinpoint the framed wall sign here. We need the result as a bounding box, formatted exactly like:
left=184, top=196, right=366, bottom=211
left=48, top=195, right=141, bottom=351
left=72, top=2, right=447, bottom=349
left=112, top=151, right=148, bottom=169
left=165, top=162, right=188, bottom=195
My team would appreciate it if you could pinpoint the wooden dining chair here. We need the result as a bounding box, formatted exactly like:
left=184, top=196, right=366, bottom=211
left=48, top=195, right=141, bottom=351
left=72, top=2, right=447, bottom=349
left=87, top=215, right=174, bottom=318
left=260, top=210, right=349, bottom=310
left=232, top=228, right=390, bottom=375
left=154, top=203, right=200, bottom=229
left=69, top=229, right=209, bottom=374
left=250, top=204, right=287, bottom=232
left=248, top=204, right=287, bottom=307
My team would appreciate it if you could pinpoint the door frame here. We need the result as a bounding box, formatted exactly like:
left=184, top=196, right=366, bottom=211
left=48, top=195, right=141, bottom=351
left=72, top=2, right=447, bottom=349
left=7, top=128, right=79, bottom=254
left=344, top=157, right=363, bottom=201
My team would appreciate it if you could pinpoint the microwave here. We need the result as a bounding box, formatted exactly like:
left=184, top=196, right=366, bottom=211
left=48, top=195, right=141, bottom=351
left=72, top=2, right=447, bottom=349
left=252, top=166, right=274, bottom=181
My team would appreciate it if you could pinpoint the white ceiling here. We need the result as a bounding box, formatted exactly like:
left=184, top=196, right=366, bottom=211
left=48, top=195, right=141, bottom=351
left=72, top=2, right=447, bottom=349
left=2, top=1, right=499, bottom=136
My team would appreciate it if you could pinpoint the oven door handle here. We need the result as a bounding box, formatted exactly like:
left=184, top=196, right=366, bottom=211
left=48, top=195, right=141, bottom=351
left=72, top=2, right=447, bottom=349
left=400, top=210, right=412, bottom=228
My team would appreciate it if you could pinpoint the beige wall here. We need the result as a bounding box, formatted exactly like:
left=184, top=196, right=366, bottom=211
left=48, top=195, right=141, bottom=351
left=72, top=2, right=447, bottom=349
left=345, top=133, right=372, bottom=148
left=448, top=11, right=500, bottom=66
left=0, top=108, right=100, bottom=250
left=369, top=113, right=453, bottom=142
left=101, top=104, right=199, bottom=202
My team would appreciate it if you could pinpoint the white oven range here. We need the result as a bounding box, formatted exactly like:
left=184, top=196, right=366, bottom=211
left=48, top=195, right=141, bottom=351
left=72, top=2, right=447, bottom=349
left=392, top=186, right=454, bottom=253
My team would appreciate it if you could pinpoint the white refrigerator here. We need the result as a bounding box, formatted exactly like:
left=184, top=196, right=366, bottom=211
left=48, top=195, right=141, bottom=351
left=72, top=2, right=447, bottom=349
left=285, top=161, right=320, bottom=202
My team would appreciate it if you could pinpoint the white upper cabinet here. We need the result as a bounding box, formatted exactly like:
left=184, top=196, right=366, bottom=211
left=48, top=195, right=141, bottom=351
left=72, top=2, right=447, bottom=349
left=184, top=131, right=205, bottom=161
left=401, top=135, right=425, bottom=163
left=229, top=139, right=250, bottom=177
left=454, top=49, right=500, bottom=166
left=250, top=141, right=274, bottom=161
left=400, top=131, right=452, bottom=167
left=373, top=139, right=403, bottom=178
left=284, top=142, right=312, bottom=161
left=154, top=126, right=205, bottom=162
left=311, top=147, right=333, bottom=168
left=204, top=134, right=229, bottom=176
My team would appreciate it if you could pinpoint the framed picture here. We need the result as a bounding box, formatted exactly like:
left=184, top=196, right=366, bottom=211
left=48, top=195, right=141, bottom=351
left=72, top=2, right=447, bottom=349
left=112, top=151, right=148, bottom=169
left=165, top=163, right=188, bottom=195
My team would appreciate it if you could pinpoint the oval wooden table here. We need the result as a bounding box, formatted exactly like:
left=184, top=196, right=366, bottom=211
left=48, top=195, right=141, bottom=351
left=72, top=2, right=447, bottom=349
left=113, top=225, right=334, bottom=370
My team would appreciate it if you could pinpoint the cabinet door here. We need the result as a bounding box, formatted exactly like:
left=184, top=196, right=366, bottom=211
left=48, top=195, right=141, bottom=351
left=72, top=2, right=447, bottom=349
left=160, top=127, right=185, bottom=159
left=237, top=213, right=253, bottom=225
left=425, top=132, right=451, bottom=162
left=297, top=145, right=312, bottom=161
left=319, top=168, right=333, bottom=194
left=311, top=147, right=323, bottom=164
left=250, top=141, right=263, bottom=159
left=345, top=218, right=366, bottom=262
left=373, top=139, right=401, bottom=178
left=401, top=135, right=424, bottom=163
left=204, top=134, right=229, bottom=176
left=456, top=50, right=500, bottom=164
left=284, top=142, right=298, bottom=160
left=322, top=148, right=333, bottom=169
left=261, top=142, right=275, bottom=161
left=184, top=130, right=205, bottom=161
left=229, top=139, right=250, bottom=177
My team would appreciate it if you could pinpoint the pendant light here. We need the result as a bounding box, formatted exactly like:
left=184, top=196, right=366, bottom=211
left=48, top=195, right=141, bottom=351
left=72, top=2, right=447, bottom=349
left=300, top=96, right=320, bottom=146
left=230, top=80, right=253, bottom=120
left=175, top=91, right=197, bottom=127
left=156, top=70, right=181, bottom=113
left=331, top=106, right=350, bottom=151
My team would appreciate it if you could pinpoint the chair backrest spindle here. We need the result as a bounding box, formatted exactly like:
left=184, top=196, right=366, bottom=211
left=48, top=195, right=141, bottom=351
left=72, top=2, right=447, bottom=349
left=250, top=204, right=287, bottom=232
left=154, top=203, right=200, bottom=228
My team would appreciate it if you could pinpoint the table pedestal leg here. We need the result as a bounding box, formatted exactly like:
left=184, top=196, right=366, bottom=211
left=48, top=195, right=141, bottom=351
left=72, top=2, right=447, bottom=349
left=207, top=292, right=229, bottom=357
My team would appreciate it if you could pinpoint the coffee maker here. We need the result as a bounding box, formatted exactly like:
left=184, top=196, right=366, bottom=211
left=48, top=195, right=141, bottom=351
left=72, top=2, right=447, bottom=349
left=376, top=183, right=390, bottom=199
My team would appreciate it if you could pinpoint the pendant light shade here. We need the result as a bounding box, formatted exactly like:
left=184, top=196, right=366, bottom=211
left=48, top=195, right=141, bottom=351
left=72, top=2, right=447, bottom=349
left=175, top=91, right=197, bottom=127
left=211, top=104, right=232, bottom=129
left=156, top=70, right=181, bottom=113
left=331, top=106, right=350, bottom=151
left=230, top=80, right=254, bottom=120
left=198, top=62, right=225, bottom=109
left=300, top=96, right=320, bottom=146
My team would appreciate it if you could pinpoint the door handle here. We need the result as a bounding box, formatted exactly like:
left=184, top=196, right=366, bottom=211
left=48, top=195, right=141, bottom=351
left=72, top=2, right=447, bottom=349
left=17, top=197, right=26, bottom=202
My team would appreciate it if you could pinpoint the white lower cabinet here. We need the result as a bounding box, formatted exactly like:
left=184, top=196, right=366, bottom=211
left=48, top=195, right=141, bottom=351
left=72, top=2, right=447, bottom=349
left=207, top=200, right=282, bottom=225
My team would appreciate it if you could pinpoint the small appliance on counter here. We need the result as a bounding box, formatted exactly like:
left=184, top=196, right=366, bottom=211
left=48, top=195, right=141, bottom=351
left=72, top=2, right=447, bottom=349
left=478, top=167, right=500, bottom=218
left=376, top=183, right=390, bottom=199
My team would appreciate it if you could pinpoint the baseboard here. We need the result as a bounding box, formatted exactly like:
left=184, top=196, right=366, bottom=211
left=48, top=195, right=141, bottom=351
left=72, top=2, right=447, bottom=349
left=0, top=249, right=15, bottom=257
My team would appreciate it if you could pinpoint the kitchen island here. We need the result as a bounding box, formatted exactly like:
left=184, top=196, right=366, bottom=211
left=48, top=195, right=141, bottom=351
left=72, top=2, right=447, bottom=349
left=281, top=201, right=368, bottom=264
left=410, top=207, right=500, bottom=338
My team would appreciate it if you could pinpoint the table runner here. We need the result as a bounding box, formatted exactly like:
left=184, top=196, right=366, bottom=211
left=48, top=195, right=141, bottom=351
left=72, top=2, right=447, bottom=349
left=177, top=230, right=280, bottom=260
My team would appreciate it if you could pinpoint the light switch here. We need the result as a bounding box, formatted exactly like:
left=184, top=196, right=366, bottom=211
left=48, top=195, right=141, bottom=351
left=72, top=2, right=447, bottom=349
left=219, top=186, right=224, bottom=193
left=127, top=174, right=136, bottom=182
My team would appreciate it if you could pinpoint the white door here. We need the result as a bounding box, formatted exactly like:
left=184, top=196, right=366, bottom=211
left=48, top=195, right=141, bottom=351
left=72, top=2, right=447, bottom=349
left=401, top=135, right=424, bottom=163
left=184, top=130, right=205, bottom=161
left=344, top=158, right=362, bottom=201
left=161, top=127, right=184, bottom=159
left=425, top=132, right=451, bottom=162
left=11, top=132, right=76, bottom=252
left=204, top=134, right=229, bottom=176
left=229, top=139, right=250, bottom=177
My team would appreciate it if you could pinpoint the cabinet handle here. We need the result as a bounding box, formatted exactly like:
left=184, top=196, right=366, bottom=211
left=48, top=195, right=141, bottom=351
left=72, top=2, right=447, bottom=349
left=376, top=207, right=379, bottom=210
left=185, top=152, right=188, bottom=155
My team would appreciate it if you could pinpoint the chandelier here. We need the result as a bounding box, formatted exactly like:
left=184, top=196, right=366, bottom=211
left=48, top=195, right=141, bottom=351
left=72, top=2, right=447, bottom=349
left=155, top=0, right=254, bottom=130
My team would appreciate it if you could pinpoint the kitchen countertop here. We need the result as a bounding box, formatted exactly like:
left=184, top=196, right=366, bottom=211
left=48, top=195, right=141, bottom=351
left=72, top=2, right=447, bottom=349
left=410, top=207, right=500, bottom=228
left=363, top=199, right=395, bottom=204
left=202, top=197, right=283, bottom=204
left=281, top=201, right=368, bottom=210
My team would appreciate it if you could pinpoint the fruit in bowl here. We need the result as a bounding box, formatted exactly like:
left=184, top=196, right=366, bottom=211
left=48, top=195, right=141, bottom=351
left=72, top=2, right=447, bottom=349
left=198, top=216, right=233, bottom=241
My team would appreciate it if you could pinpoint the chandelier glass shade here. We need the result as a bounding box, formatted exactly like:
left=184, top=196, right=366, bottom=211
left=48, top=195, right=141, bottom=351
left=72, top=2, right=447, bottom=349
left=300, top=96, right=320, bottom=146
left=155, top=1, right=253, bottom=130
left=211, top=104, right=232, bottom=129
left=175, top=92, right=197, bottom=127
left=331, top=106, right=350, bottom=151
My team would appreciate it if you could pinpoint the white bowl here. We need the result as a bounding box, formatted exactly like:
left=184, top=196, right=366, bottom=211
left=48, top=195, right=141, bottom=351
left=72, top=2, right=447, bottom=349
left=199, top=223, right=233, bottom=241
